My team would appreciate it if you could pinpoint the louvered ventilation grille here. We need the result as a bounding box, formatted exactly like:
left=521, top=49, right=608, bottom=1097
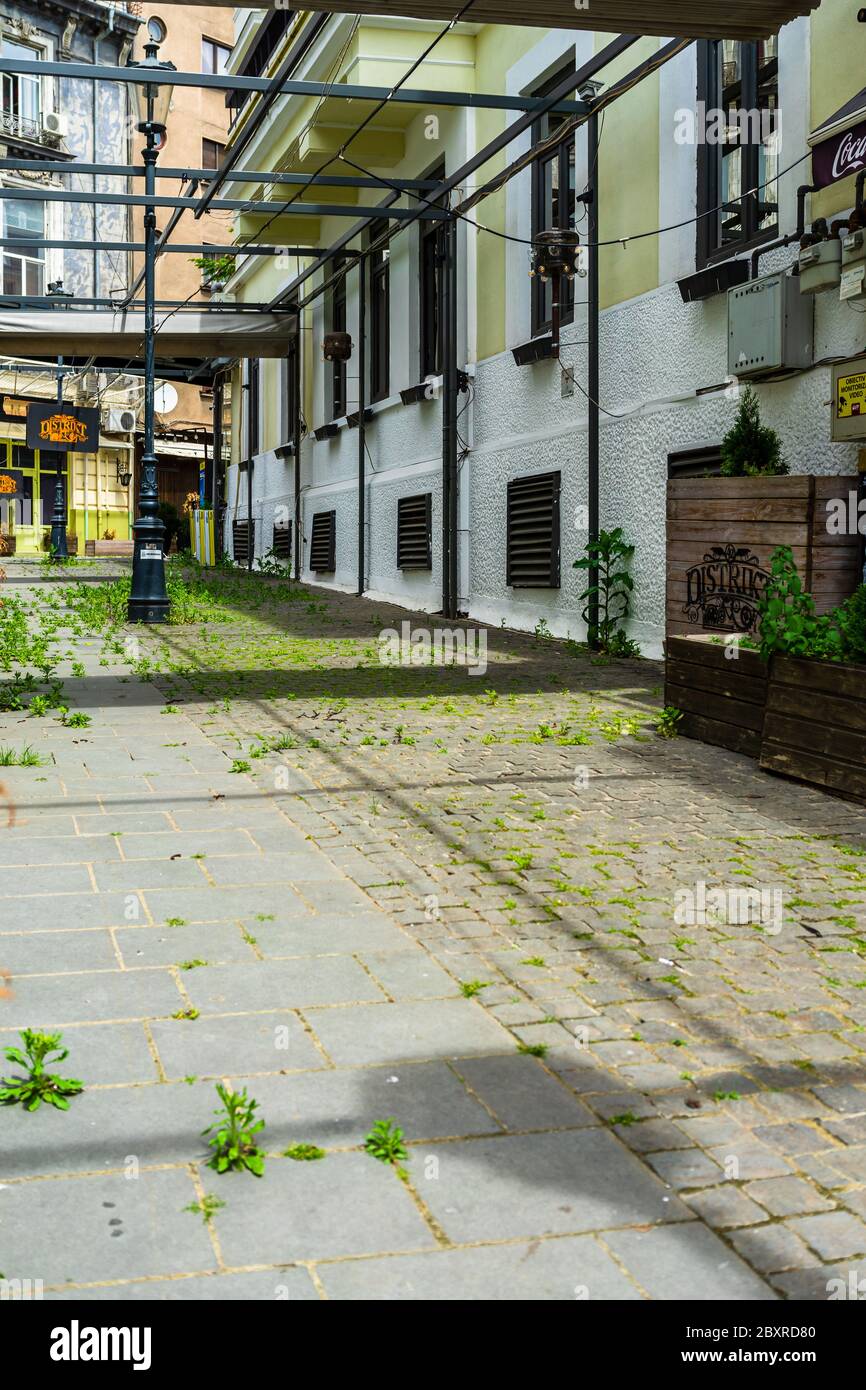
left=272, top=520, right=292, bottom=559
left=232, top=519, right=252, bottom=564
left=397, top=493, right=432, bottom=570
left=506, top=471, right=561, bottom=588
left=309, top=510, right=336, bottom=573
left=667, top=446, right=723, bottom=478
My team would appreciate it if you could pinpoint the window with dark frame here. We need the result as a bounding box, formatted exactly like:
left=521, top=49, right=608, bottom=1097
left=369, top=219, right=390, bottom=402
left=419, top=162, right=446, bottom=380
left=696, top=37, right=779, bottom=266
left=201, top=138, right=225, bottom=171
left=330, top=256, right=348, bottom=420
left=202, top=37, right=231, bottom=76
left=506, top=470, right=561, bottom=589
left=530, top=64, right=576, bottom=337
left=285, top=328, right=299, bottom=447
left=241, top=358, right=259, bottom=471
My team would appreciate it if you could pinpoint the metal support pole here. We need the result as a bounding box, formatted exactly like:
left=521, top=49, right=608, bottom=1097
left=441, top=216, right=459, bottom=620
left=293, top=347, right=302, bottom=584
left=586, top=107, right=600, bottom=649
left=49, top=356, right=69, bottom=560
left=128, top=124, right=169, bottom=622
left=357, top=253, right=366, bottom=596
left=247, top=455, right=254, bottom=574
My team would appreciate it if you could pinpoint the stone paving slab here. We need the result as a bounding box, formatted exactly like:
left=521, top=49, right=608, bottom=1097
left=3, top=563, right=866, bottom=1300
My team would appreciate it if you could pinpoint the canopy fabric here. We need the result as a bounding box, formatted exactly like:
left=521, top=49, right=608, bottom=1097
left=0, top=311, right=295, bottom=362
left=809, top=85, right=866, bottom=189
left=161, top=0, right=820, bottom=39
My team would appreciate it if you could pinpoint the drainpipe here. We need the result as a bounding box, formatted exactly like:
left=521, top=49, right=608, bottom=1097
left=293, top=340, right=302, bottom=584
left=751, top=183, right=819, bottom=279
left=441, top=216, right=458, bottom=620
left=357, top=253, right=366, bottom=596
left=586, top=104, right=600, bottom=648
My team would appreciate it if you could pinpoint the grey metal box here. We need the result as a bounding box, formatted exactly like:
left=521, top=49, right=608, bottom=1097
left=727, top=269, right=813, bottom=378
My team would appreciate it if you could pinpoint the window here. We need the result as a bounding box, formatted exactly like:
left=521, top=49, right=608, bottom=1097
left=1, top=198, right=44, bottom=295
left=285, top=330, right=300, bottom=445
left=147, top=17, right=167, bottom=44
left=369, top=220, right=390, bottom=402
left=202, top=37, right=231, bottom=76
left=397, top=493, right=432, bottom=570
left=697, top=37, right=779, bottom=265
left=201, top=138, right=225, bottom=171
left=419, top=162, right=446, bottom=379
left=1, top=39, right=41, bottom=138
left=329, top=257, right=348, bottom=419
left=530, top=66, right=576, bottom=337
left=506, top=471, right=561, bottom=588
left=242, top=358, right=259, bottom=466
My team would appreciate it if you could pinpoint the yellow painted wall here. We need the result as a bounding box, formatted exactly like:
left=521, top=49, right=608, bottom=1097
left=811, top=0, right=866, bottom=220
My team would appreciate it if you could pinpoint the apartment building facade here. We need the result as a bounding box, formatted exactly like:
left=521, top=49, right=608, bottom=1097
left=0, top=0, right=140, bottom=552
left=222, top=1, right=863, bottom=653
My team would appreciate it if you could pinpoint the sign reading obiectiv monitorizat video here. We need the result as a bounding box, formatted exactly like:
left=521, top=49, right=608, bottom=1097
left=25, top=402, right=100, bottom=453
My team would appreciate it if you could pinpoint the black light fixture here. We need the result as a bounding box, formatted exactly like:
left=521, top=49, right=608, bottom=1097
left=116, top=460, right=132, bottom=488
left=529, top=229, right=583, bottom=354
left=126, top=38, right=176, bottom=622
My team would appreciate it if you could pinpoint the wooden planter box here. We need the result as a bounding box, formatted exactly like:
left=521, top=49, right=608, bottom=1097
left=760, top=655, right=866, bottom=804
left=667, top=475, right=860, bottom=641
left=85, top=539, right=134, bottom=557
left=665, top=634, right=769, bottom=758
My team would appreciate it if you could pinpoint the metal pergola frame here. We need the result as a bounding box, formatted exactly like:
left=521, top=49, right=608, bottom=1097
left=0, top=25, right=694, bottom=617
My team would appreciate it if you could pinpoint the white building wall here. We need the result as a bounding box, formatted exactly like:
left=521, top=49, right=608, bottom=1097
left=228, top=19, right=863, bottom=659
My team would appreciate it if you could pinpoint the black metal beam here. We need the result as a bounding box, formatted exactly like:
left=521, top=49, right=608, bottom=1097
left=0, top=186, right=447, bottom=218
left=0, top=55, right=587, bottom=114
left=0, top=238, right=324, bottom=256
left=0, top=158, right=442, bottom=192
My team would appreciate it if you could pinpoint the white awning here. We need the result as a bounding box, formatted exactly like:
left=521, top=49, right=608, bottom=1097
left=0, top=311, right=295, bottom=362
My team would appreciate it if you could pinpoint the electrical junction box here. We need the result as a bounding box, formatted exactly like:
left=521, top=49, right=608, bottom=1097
left=798, top=239, right=841, bottom=295
left=841, top=228, right=866, bottom=303
left=727, top=269, right=813, bottom=378
left=831, top=354, right=866, bottom=442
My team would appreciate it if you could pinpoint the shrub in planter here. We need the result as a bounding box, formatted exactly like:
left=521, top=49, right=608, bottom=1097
left=720, top=385, right=787, bottom=476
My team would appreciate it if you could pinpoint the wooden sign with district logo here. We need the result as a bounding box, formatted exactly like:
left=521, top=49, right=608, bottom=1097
left=25, top=402, right=100, bottom=453
left=666, top=474, right=861, bottom=640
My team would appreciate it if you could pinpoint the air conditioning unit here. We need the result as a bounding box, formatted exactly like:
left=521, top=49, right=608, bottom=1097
left=41, top=111, right=68, bottom=139
left=105, top=408, right=137, bottom=433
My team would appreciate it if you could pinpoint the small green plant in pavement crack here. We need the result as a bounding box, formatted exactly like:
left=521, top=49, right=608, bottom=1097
left=202, top=1084, right=266, bottom=1176
left=364, top=1118, right=408, bottom=1178
left=0, top=1029, right=84, bottom=1111
left=183, top=1193, right=225, bottom=1223
left=284, top=1142, right=326, bottom=1161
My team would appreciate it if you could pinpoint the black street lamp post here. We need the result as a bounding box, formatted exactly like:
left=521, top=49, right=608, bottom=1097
left=127, top=40, right=175, bottom=623
left=46, top=280, right=73, bottom=561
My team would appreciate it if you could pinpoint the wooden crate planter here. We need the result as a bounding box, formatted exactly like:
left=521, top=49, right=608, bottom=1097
left=667, top=475, right=860, bottom=641
left=760, top=655, right=866, bottom=804
left=665, top=634, right=768, bottom=758
left=85, top=539, right=134, bottom=557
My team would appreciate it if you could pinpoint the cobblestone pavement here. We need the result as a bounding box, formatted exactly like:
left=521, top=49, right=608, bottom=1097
left=1, top=559, right=865, bottom=1300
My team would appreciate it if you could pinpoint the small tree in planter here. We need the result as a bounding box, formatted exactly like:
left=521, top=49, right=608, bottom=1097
left=721, top=385, right=787, bottom=477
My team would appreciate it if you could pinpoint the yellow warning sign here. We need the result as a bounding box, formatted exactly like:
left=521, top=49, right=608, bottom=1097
left=838, top=370, right=866, bottom=419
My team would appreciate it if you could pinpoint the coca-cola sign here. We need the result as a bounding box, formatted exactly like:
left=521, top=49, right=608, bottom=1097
left=813, top=116, right=866, bottom=188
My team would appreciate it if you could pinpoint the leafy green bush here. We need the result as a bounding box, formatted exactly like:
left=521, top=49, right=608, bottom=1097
left=721, top=385, right=787, bottom=477
left=757, top=546, right=864, bottom=665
